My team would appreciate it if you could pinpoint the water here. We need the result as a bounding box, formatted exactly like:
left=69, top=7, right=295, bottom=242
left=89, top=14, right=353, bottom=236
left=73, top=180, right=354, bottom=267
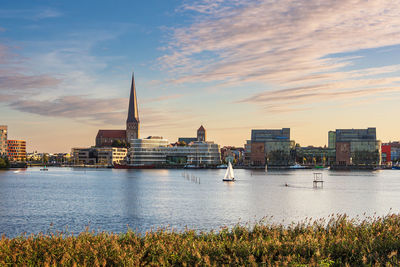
left=0, top=167, right=399, bottom=237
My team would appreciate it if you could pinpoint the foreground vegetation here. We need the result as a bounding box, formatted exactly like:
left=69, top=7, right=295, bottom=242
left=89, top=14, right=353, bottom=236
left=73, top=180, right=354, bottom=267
left=1, top=214, right=400, bottom=266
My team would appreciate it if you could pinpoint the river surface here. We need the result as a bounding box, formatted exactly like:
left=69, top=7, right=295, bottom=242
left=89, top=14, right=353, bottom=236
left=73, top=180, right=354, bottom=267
left=0, top=167, right=399, bottom=237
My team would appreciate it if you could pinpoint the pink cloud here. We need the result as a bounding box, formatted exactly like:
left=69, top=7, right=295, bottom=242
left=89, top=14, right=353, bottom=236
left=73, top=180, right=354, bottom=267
left=160, top=0, right=400, bottom=113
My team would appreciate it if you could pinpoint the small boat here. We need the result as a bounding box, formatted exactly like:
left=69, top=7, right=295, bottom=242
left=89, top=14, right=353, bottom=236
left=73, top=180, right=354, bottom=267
left=222, top=162, right=235, bottom=182
left=289, top=163, right=306, bottom=169
left=217, top=164, right=228, bottom=169
left=393, top=166, right=400, bottom=170
left=40, top=166, right=48, bottom=171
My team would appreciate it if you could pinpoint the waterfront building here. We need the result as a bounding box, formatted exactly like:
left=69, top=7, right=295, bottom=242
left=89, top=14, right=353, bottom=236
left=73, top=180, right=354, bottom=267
left=128, top=136, right=169, bottom=166
left=187, top=141, right=220, bottom=166
left=7, top=140, right=26, bottom=162
left=71, top=147, right=97, bottom=165
left=295, top=146, right=335, bottom=166
left=72, top=147, right=127, bottom=166
left=332, top=128, right=381, bottom=166
left=127, top=136, right=221, bottom=167
left=97, top=147, right=127, bottom=166
left=96, top=130, right=127, bottom=147
left=220, top=146, right=245, bottom=164
left=243, top=140, right=252, bottom=165
left=0, top=125, right=7, bottom=157
left=48, top=153, right=72, bottom=164
left=248, top=128, right=294, bottom=166
left=381, top=142, right=400, bottom=165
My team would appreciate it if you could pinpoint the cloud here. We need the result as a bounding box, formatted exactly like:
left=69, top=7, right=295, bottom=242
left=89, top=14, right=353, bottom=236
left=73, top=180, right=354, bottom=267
left=161, top=0, right=400, bottom=113
left=0, top=8, right=61, bottom=20
left=0, top=73, right=60, bottom=91
left=9, top=95, right=127, bottom=125
left=142, top=94, right=183, bottom=103
left=8, top=94, right=197, bottom=129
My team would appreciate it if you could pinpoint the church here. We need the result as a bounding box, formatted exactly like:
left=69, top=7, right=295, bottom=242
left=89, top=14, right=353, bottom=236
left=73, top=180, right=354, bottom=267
left=95, top=73, right=140, bottom=147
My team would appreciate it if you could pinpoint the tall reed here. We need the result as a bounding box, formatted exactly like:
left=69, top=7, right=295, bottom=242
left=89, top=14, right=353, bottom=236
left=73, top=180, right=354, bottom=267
left=1, top=214, right=400, bottom=266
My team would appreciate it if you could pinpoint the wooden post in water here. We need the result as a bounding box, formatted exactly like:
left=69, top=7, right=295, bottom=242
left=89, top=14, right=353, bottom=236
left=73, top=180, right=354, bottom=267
left=313, top=173, right=324, bottom=188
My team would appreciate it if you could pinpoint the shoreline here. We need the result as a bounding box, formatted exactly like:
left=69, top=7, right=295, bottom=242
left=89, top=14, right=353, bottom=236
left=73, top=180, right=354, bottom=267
left=6, top=164, right=394, bottom=170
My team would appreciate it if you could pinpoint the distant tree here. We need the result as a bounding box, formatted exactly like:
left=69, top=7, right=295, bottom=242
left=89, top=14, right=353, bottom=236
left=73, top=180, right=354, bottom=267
left=177, top=141, right=187, bottom=147
left=0, top=156, right=9, bottom=168
left=42, top=154, right=49, bottom=164
left=112, top=139, right=128, bottom=148
left=0, top=158, right=6, bottom=168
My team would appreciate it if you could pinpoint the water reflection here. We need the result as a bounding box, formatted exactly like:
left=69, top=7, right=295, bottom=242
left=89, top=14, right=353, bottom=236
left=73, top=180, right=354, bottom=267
left=0, top=167, right=399, bottom=237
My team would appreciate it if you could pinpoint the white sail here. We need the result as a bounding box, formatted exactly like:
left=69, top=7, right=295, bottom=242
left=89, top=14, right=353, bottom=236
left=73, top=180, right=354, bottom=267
left=224, top=162, right=234, bottom=180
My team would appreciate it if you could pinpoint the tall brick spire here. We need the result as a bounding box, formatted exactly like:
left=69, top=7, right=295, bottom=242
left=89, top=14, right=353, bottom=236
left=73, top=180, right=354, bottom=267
left=126, top=72, right=140, bottom=142
left=127, top=72, right=139, bottom=123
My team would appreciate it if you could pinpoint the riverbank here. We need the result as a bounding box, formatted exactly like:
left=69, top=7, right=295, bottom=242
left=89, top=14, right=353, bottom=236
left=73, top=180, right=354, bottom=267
left=1, top=214, right=399, bottom=266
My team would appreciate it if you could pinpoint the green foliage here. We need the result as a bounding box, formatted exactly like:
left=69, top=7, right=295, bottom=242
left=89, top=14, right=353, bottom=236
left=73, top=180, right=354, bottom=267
left=0, top=156, right=9, bottom=168
left=177, top=141, right=187, bottom=147
left=1, top=214, right=400, bottom=266
left=111, top=139, right=129, bottom=148
left=42, top=154, right=49, bottom=164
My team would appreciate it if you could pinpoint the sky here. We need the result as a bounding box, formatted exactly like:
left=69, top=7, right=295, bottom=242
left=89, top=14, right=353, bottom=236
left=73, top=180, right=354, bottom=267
left=0, top=0, right=399, bottom=153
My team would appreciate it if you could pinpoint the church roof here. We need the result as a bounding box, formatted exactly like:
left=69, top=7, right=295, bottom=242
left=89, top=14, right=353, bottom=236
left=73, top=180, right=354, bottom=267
left=127, top=72, right=139, bottom=123
left=96, top=130, right=126, bottom=138
left=197, top=125, right=205, bottom=131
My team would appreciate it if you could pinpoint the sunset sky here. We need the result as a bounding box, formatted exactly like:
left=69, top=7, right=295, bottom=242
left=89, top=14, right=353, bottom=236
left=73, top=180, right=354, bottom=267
left=1, top=0, right=400, bottom=153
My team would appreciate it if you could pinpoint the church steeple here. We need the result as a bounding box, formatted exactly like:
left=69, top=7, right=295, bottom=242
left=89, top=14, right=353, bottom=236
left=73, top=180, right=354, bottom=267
left=126, top=72, right=140, bottom=142
left=127, top=72, right=139, bottom=123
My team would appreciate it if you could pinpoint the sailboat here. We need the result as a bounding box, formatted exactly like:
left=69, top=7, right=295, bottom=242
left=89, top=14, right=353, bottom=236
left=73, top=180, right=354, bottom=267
left=222, top=162, right=235, bottom=182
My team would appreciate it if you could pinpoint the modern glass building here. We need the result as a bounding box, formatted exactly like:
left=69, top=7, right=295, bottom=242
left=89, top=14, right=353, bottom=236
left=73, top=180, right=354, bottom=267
left=332, top=128, right=381, bottom=166
left=128, top=136, right=169, bottom=166
left=249, top=128, right=293, bottom=166
left=127, top=137, right=221, bottom=167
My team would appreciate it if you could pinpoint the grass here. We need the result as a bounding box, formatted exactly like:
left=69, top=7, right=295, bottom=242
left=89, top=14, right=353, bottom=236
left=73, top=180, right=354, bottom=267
left=1, top=214, right=400, bottom=266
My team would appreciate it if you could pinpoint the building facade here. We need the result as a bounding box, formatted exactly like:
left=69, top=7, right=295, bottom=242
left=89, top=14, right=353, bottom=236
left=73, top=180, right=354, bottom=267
left=72, top=147, right=127, bottom=166
left=97, top=147, right=127, bottom=166
left=220, top=146, right=245, bottom=164
left=248, top=128, right=294, bottom=166
left=333, top=128, right=381, bottom=166
left=295, top=146, right=335, bottom=166
left=0, top=125, right=7, bottom=157
left=127, top=136, right=221, bottom=167
left=7, top=140, right=26, bottom=162
left=381, top=142, right=400, bottom=165
left=96, top=130, right=127, bottom=147
left=127, top=137, right=169, bottom=166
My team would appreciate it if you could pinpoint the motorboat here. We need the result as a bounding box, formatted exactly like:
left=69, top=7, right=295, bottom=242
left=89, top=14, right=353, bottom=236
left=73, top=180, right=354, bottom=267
left=289, top=163, right=306, bottom=169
